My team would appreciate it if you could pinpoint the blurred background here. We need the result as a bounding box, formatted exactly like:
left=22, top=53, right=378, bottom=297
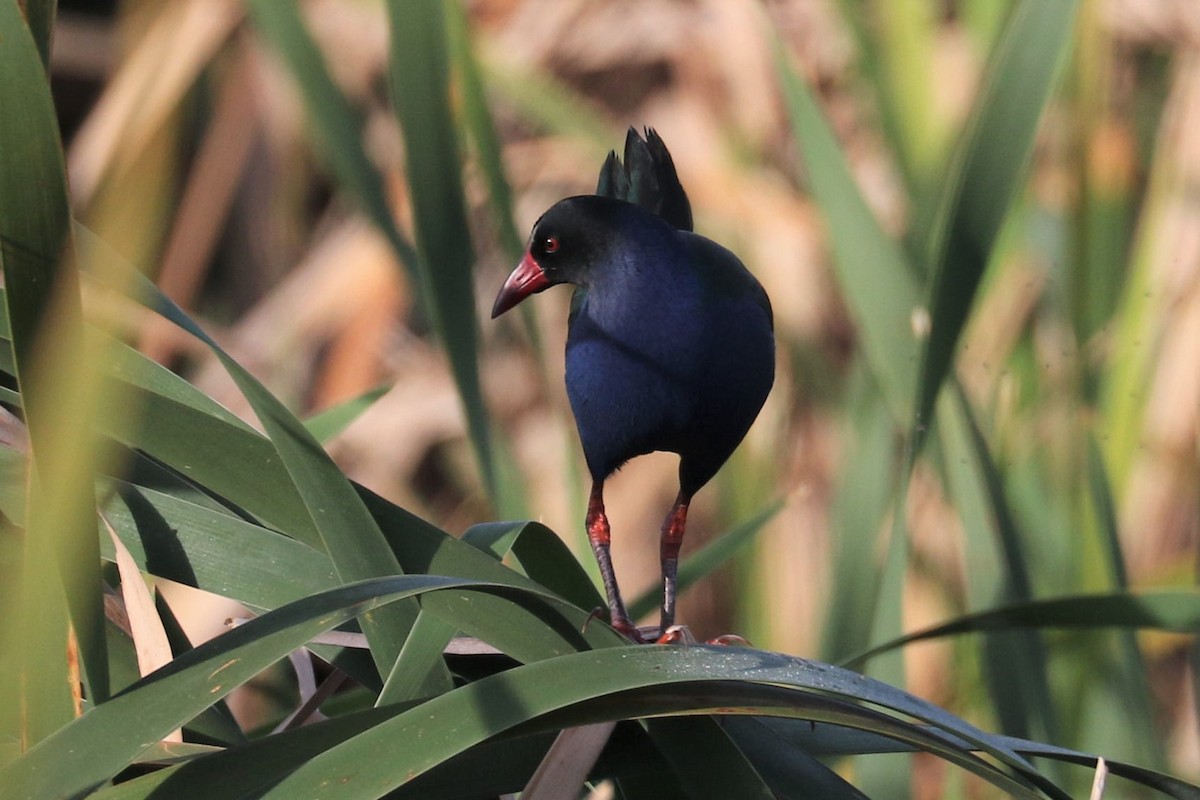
left=45, top=0, right=1199, bottom=789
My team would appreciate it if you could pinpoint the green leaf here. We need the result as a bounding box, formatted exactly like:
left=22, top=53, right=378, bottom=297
left=91, top=325, right=322, bottom=549
left=910, top=0, right=1078, bottom=450
left=0, top=575, right=578, bottom=800
left=0, top=0, right=108, bottom=730
left=727, top=717, right=1200, bottom=799
left=505, top=521, right=606, bottom=612
left=385, top=0, right=498, bottom=503
left=938, top=384, right=1058, bottom=744
left=303, top=384, right=389, bottom=443
left=86, top=234, right=445, bottom=693
left=256, top=645, right=1067, bottom=799
left=642, top=717, right=775, bottom=799
left=835, top=0, right=944, bottom=197
left=820, top=377, right=900, bottom=662
left=100, top=483, right=338, bottom=611
left=244, top=1, right=421, bottom=276
left=92, top=720, right=668, bottom=800
left=720, top=717, right=870, bottom=799
left=846, top=589, right=1200, bottom=666
left=21, top=0, right=56, bottom=70
left=443, top=0, right=523, bottom=262
left=774, top=36, right=922, bottom=425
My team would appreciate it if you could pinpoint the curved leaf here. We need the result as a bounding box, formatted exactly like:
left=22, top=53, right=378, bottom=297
left=846, top=590, right=1200, bottom=667
left=0, top=575, right=579, bottom=800
left=259, top=646, right=1068, bottom=800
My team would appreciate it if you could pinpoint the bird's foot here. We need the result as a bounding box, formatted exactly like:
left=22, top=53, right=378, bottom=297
left=609, top=616, right=647, bottom=643
left=705, top=633, right=752, bottom=647
left=654, top=626, right=753, bottom=647
left=655, top=625, right=692, bottom=645
left=583, top=607, right=647, bottom=643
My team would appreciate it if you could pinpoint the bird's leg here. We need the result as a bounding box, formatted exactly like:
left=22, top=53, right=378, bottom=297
left=658, top=490, right=692, bottom=636
left=586, top=481, right=639, bottom=640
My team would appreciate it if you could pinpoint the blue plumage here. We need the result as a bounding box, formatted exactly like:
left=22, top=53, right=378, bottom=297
left=492, top=129, right=774, bottom=640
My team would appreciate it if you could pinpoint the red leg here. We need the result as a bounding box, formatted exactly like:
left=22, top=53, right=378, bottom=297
left=586, top=481, right=639, bottom=640
left=658, top=490, right=692, bottom=635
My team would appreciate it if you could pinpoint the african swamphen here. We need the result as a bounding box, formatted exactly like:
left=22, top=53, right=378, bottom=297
left=492, top=129, right=774, bottom=641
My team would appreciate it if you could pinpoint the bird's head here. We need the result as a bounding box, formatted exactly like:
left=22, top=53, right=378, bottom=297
left=491, top=196, right=626, bottom=318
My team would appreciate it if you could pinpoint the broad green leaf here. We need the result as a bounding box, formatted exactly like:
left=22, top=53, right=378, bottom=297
left=258, top=645, right=1066, bottom=800
left=92, top=329, right=322, bottom=548
left=0, top=276, right=326, bottom=548
left=377, top=609, right=457, bottom=705
left=92, top=719, right=671, bottom=800
left=642, top=716, right=774, bottom=800
left=86, top=234, right=444, bottom=692
left=503, top=521, right=605, bottom=612
left=729, top=717, right=1200, bottom=799
left=720, top=717, right=870, bottom=799
left=0, top=575, right=579, bottom=800
left=152, top=594, right=246, bottom=747
left=100, top=483, right=338, bottom=611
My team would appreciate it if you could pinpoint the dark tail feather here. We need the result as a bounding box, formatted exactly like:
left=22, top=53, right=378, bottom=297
left=595, top=127, right=693, bottom=232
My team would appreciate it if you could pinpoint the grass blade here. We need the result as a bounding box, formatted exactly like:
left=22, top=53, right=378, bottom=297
left=385, top=0, right=498, bottom=503
left=911, top=0, right=1079, bottom=450
left=303, top=384, right=389, bottom=443
left=0, top=0, right=109, bottom=728
left=846, top=589, right=1200, bottom=665
left=444, top=1, right=523, bottom=262
left=774, top=36, right=922, bottom=425
left=244, top=1, right=420, bottom=275
left=940, top=384, right=1058, bottom=743
left=21, top=0, right=56, bottom=70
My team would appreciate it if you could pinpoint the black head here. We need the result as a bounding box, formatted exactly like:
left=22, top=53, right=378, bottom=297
left=491, top=195, right=650, bottom=318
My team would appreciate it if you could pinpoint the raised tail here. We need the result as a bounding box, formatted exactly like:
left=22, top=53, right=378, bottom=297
left=596, top=127, right=693, bottom=232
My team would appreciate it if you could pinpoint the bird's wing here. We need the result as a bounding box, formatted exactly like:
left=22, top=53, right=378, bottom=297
left=679, top=231, right=774, bottom=327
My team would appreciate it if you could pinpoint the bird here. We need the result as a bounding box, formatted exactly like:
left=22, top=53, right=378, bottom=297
left=492, top=128, right=774, bottom=642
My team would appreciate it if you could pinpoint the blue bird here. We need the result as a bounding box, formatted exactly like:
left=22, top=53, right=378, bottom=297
left=492, top=129, right=774, bottom=641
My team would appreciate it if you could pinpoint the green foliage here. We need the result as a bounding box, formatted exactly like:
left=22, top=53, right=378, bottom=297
left=0, top=2, right=1196, bottom=798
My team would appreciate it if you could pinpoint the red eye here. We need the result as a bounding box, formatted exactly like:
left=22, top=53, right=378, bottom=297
left=543, top=236, right=560, bottom=254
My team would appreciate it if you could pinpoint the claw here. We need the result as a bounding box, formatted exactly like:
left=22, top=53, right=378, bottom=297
left=581, top=607, right=606, bottom=634
left=705, top=633, right=752, bottom=647
left=655, top=624, right=694, bottom=645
